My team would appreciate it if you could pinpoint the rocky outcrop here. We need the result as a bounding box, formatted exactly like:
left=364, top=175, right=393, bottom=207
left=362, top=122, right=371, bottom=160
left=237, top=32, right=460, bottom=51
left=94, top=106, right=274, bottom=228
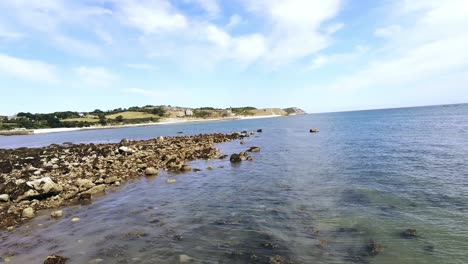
left=0, top=133, right=243, bottom=229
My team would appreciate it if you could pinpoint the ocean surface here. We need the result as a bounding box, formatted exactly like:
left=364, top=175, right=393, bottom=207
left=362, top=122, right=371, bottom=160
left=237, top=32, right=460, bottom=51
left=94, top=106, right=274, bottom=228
left=1, top=104, right=467, bottom=264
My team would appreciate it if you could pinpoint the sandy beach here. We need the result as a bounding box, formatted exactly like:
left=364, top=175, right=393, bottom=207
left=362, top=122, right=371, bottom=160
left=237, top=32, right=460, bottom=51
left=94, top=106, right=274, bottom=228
left=31, top=115, right=284, bottom=135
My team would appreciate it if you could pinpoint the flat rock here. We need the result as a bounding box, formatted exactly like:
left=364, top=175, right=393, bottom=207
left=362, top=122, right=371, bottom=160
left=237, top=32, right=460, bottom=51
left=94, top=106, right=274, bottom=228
left=83, top=185, right=106, bottom=195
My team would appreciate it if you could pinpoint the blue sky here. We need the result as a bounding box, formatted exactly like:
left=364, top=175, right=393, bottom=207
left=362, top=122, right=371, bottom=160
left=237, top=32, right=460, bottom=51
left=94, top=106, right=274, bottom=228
left=0, top=0, right=467, bottom=115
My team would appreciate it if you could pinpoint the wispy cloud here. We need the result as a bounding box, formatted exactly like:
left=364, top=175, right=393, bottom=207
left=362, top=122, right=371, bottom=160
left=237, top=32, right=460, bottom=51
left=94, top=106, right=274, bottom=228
left=0, top=53, right=58, bottom=83
left=74, top=66, right=118, bottom=88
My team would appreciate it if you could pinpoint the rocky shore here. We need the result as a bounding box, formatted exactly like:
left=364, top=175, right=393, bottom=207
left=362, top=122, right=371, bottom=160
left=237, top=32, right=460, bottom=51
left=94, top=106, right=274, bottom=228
left=0, top=132, right=252, bottom=230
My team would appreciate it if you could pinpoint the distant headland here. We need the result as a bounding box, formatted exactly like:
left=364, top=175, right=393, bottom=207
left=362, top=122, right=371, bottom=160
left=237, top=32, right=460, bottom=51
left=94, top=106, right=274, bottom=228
left=0, top=106, right=306, bottom=135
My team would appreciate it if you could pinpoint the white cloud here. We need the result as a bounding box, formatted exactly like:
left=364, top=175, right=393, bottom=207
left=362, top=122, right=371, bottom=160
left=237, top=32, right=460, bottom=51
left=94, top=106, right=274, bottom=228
left=0, top=53, right=58, bottom=83
left=226, top=14, right=243, bottom=28
left=185, top=0, right=220, bottom=18
left=374, top=25, right=402, bottom=38
left=316, top=1, right=468, bottom=97
left=326, top=23, right=344, bottom=35
left=74, top=66, right=118, bottom=87
left=309, top=45, right=368, bottom=70
left=243, top=0, right=343, bottom=67
left=115, top=0, right=187, bottom=34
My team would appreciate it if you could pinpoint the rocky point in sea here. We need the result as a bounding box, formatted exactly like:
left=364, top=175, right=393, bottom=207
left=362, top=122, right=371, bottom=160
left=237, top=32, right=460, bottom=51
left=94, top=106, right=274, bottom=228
left=0, top=132, right=255, bottom=229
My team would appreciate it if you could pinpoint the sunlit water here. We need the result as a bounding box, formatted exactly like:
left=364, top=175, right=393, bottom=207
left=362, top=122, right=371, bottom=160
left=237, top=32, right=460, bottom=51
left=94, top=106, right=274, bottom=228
left=1, top=104, right=468, bottom=263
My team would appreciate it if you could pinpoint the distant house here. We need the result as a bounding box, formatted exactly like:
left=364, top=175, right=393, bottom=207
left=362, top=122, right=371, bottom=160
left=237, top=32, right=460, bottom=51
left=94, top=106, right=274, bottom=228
left=79, top=113, right=85, bottom=117
left=185, top=110, right=193, bottom=116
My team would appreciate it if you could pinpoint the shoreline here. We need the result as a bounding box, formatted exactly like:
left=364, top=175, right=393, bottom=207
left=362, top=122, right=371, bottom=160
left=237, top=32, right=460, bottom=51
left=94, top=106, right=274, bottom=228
left=29, top=114, right=285, bottom=135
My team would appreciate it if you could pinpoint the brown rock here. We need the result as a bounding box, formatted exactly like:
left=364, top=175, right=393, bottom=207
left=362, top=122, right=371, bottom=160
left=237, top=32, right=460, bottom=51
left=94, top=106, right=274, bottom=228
left=44, top=255, right=68, bottom=264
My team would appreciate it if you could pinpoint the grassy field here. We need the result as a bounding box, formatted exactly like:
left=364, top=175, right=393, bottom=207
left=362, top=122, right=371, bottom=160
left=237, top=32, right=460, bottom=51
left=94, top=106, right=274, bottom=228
left=62, top=116, right=99, bottom=123
left=106, top=111, right=160, bottom=119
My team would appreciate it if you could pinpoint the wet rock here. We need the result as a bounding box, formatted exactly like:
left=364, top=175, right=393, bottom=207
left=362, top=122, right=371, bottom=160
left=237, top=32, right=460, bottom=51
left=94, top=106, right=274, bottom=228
left=367, top=241, right=384, bottom=256
left=51, top=210, right=63, bottom=218
left=83, top=185, right=106, bottom=195
left=230, top=154, right=242, bottom=163
left=0, top=194, right=9, bottom=202
left=44, top=255, right=67, bottom=264
left=22, top=207, right=35, bottom=218
left=145, top=167, right=158, bottom=176
left=15, top=177, right=63, bottom=202
left=78, top=193, right=92, bottom=205
left=71, top=217, right=80, bottom=222
left=207, top=166, right=214, bottom=170
left=166, top=179, right=177, bottom=184
left=193, top=168, right=201, bottom=172
left=104, top=176, right=118, bottom=184
left=219, top=155, right=228, bottom=160
left=310, top=128, right=319, bottom=133
left=179, top=254, right=193, bottom=262
left=257, top=129, right=263, bottom=132
left=181, top=165, right=192, bottom=172
left=247, top=146, right=260, bottom=152
left=240, top=140, right=246, bottom=145
left=76, top=179, right=94, bottom=191
left=118, top=146, right=134, bottom=154
left=246, top=156, right=254, bottom=161
left=401, top=228, right=417, bottom=238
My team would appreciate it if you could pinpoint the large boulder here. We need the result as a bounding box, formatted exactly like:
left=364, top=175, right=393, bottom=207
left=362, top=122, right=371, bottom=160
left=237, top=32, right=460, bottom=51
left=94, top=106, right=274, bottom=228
left=14, top=177, right=63, bottom=202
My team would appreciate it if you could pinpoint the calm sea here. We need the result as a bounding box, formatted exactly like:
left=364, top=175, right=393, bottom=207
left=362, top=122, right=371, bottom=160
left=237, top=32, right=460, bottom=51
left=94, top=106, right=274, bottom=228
left=1, top=104, right=467, bottom=263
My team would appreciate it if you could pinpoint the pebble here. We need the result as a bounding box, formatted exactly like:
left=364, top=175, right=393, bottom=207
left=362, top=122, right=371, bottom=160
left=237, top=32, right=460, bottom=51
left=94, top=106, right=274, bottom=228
left=71, top=217, right=80, bottom=222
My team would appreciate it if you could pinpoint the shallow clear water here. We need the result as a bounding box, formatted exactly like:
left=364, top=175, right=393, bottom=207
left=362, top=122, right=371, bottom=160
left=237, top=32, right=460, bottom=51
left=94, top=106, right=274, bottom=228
left=1, top=104, right=468, bottom=263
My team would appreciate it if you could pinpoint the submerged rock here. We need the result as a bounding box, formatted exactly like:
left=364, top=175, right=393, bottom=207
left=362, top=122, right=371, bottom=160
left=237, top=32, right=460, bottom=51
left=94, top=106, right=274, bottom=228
left=179, top=254, right=193, bottom=262
left=181, top=164, right=192, bottom=172
left=367, top=241, right=384, bottom=256
left=230, top=154, right=242, bottom=163
left=43, top=255, right=67, bottom=264
left=401, top=228, right=417, bottom=238
left=71, top=217, right=80, bottom=222
left=247, top=146, right=260, bottom=152
left=166, top=179, right=177, bottom=184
